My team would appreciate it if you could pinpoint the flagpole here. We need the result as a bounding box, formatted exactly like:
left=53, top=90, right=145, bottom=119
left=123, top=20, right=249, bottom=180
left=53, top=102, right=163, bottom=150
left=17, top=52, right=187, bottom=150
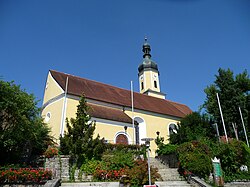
left=131, top=81, right=135, bottom=144
left=216, top=93, right=228, bottom=143
left=214, top=123, right=221, bottom=143
left=239, top=107, right=249, bottom=147
left=232, top=122, right=238, bottom=141
left=60, top=76, right=68, bottom=137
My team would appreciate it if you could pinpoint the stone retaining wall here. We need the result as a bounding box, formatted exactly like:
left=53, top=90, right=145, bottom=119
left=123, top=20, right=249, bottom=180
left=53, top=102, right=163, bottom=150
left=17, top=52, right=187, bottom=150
left=45, top=155, right=70, bottom=181
left=44, top=155, right=92, bottom=182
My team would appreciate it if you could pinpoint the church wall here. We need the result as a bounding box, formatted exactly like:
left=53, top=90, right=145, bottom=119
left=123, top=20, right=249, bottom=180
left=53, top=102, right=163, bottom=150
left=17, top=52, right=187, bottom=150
left=43, top=72, right=64, bottom=104
left=125, top=109, right=180, bottom=156
left=94, top=120, right=133, bottom=144
left=56, top=97, right=134, bottom=145
left=65, top=97, right=78, bottom=121
left=42, top=92, right=180, bottom=156
left=42, top=98, right=64, bottom=143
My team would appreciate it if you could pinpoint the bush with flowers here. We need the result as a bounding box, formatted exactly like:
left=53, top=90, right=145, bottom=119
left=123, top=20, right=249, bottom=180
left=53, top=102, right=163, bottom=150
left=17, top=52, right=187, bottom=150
left=92, top=159, right=160, bottom=185
left=93, top=168, right=126, bottom=181
left=124, top=159, right=161, bottom=186
left=0, top=168, right=52, bottom=184
left=44, top=146, right=59, bottom=158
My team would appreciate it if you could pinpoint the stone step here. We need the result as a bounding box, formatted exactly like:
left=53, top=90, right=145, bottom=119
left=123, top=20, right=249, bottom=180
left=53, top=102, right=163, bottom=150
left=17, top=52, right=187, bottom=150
left=159, top=173, right=181, bottom=177
left=158, top=168, right=179, bottom=173
left=155, top=181, right=191, bottom=187
left=62, top=181, right=191, bottom=187
left=150, top=158, right=184, bottom=182
left=158, top=176, right=183, bottom=181
left=62, top=182, right=119, bottom=187
left=154, top=166, right=170, bottom=169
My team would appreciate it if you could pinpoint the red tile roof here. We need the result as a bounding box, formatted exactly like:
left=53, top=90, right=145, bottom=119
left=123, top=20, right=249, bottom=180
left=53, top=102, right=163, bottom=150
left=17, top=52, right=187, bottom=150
left=50, top=70, right=192, bottom=118
left=88, top=103, right=132, bottom=124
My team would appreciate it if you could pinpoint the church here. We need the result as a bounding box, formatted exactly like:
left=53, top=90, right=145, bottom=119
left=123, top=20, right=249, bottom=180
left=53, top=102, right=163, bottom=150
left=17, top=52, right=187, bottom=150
left=41, top=39, right=192, bottom=155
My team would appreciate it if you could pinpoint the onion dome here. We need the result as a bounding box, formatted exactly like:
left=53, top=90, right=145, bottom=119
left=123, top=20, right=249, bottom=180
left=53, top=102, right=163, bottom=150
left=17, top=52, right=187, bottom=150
left=138, top=37, right=158, bottom=73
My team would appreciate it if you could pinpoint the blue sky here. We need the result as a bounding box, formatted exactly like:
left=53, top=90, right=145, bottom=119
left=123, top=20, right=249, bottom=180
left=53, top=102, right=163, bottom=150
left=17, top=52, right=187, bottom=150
left=1, top=0, right=249, bottom=111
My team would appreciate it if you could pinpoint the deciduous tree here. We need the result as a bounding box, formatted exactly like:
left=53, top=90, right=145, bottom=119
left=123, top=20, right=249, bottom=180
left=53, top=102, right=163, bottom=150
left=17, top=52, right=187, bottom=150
left=169, top=112, right=215, bottom=145
left=0, top=80, right=51, bottom=165
left=203, top=68, right=250, bottom=139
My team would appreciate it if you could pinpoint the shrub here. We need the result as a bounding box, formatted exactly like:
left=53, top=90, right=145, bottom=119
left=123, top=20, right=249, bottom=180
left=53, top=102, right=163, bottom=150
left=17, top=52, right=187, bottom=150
left=177, top=141, right=213, bottom=179
left=44, top=146, right=59, bottom=158
left=214, top=140, right=250, bottom=182
left=93, top=168, right=126, bottom=181
left=156, top=144, right=178, bottom=156
left=104, top=143, right=146, bottom=157
left=80, top=159, right=101, bottom=175
left=101, top=150, right=134, bottom=170
left=124, top=159, right=161, bottom=186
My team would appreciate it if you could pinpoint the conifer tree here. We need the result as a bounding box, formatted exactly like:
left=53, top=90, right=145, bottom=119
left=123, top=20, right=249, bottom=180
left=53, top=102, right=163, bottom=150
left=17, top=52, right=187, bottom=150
left=60, top=95, right=104, bottom=166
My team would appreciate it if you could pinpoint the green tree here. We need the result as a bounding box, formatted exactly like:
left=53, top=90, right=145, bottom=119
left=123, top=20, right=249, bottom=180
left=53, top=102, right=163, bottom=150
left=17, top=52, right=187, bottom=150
left=0, top=80, right=52, bottom=165
left=170, top=112, right=216, bottom=145
left=203, top=68, right=250, bottom=139
left=60, top=95, right=105, bottom=167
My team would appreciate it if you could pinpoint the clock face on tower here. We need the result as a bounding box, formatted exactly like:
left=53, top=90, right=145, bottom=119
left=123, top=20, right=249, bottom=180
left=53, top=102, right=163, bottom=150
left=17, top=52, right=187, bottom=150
left=140, top=75, right=144, bottom=80
left=153, top=74, right=157, bottom=80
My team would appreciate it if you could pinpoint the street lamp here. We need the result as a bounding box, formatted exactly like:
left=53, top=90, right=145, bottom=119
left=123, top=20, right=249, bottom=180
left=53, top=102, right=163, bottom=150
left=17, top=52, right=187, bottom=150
left=141, top=138, right=154, bottom=185
left=124, top=126, right=128, bottom=133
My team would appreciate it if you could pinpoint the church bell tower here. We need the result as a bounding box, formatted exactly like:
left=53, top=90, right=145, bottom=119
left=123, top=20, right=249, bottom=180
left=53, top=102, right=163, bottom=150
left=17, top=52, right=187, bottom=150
left=138, top=38, right=166, bottom=99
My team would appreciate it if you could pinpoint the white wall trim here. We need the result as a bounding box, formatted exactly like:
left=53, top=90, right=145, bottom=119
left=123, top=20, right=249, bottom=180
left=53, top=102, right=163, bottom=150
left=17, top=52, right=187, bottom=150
left=125, top=107, right=181, bottom=121
left=144, top=71, right=147, bottom=91
left=150, top=71, right=153, bottom=90
left=133, top=116, right=147, bottom=144
left=60, top=96, right=68, bottom=136
left=114, top=131, right=132, bottom=144
left=41, top=94, right=64, bottom=112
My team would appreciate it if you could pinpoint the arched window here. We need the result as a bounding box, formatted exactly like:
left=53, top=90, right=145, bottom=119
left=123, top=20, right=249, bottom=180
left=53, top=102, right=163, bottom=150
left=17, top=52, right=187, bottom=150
left=141, top=82, right=144, bottom=90
left=154, top=81, right=157, bottom=88
left=134, top=117, right=146, bottom=145
left=169, top=123, right=177, bottom=135
left=135, top=122, right=140, bottom=145
left=115, top=134, right=128, bottom=145
left=45, top=112, right=51, bottom=122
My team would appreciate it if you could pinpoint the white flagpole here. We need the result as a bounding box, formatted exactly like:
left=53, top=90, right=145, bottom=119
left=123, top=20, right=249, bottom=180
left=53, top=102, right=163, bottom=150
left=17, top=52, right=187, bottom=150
left=60, top=76, right=69, bottom=137
left=131, top=81, right=135, bottom=144
left=214, top=123, right=221, bottom=143
left=232, top=122, right=239, bottom=141
left=216, top=93, right=228, bottom=143
left=239, top=107, right=249, bottom=147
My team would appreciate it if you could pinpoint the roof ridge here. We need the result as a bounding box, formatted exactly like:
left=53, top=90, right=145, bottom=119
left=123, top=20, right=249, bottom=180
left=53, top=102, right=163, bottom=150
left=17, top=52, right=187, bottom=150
left=50, top=69, right=140, bottom=94
left=166, top=99, right=187, bottom=106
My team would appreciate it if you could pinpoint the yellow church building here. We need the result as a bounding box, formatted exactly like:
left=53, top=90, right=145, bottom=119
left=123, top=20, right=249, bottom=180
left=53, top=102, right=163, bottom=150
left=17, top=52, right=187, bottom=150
left=41, top=39, right=192, bottom=155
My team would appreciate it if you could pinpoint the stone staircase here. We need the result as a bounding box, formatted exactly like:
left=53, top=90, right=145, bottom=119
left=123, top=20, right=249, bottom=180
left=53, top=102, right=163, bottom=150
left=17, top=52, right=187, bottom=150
left=150, top=157, right=192, bottom=187
left=61, top=157, right=192, bottom=187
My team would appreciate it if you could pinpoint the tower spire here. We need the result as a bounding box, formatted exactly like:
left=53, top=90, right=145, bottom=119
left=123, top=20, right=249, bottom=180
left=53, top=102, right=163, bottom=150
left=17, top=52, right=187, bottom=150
left=138, top=37, right=166, bottom=99
left=142, top=37, right=151, bottom=58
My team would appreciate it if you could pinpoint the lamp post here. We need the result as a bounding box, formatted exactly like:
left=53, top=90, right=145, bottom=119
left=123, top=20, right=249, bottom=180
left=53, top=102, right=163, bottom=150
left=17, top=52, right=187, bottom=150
left=141, top=138, right=154, bottom=185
